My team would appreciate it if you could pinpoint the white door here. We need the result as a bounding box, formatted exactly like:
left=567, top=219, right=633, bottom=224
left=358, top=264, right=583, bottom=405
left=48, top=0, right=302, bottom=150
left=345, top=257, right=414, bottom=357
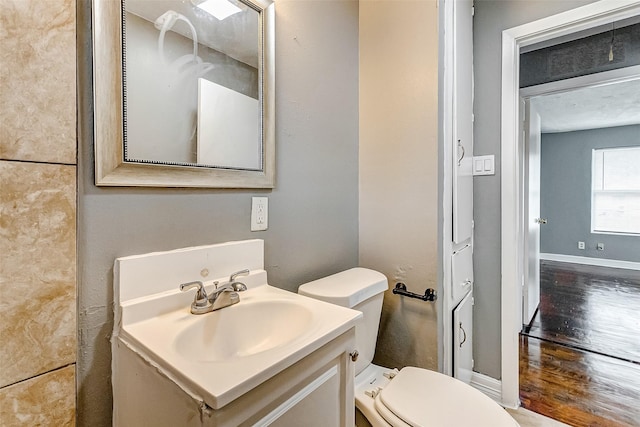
left=452, top=0, right=474, bottom=244
left=445, top=0, right=474, bottom=378
left=523, top=99, right=541, bottom=327
left=453, top=291, right=474, bottom=384
left=451, top=244, right=473, bottom=306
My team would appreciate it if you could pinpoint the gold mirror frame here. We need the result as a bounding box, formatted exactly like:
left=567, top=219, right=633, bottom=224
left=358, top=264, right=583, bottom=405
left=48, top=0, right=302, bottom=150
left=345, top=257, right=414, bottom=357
left=92, top=0, right=275, bottom=188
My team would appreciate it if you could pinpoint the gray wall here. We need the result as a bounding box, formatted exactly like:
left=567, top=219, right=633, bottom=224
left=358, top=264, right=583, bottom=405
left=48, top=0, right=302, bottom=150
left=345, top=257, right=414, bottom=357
left=77, top=1, right=359, bottom=425
left=540, top=125, right=640, bottom=262
left=472, top=0, right=598, bottom=380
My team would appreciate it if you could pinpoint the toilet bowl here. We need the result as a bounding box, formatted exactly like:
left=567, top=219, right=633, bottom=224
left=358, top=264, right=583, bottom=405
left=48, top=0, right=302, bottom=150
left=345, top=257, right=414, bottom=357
left=298, top=268, right=519, bottom=427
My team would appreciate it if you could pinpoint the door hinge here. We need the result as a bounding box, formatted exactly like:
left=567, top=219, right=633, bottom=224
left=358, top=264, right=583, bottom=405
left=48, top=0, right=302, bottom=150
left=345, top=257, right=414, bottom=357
left=471, top=5, right=475, bottom=16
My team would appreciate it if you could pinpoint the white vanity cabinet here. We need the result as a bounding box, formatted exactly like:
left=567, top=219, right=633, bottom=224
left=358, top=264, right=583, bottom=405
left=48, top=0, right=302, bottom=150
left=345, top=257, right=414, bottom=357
left=112, top=240, right=361, bottom=427
left=113, top=327, right=356, bottom=427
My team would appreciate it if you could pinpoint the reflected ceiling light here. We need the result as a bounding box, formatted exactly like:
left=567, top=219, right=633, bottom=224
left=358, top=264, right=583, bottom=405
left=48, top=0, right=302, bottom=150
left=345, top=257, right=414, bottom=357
left=192, top=0, right=242, bottom=20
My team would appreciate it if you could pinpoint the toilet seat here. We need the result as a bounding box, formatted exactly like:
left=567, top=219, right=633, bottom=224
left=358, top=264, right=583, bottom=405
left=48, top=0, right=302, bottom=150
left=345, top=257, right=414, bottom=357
left=363, top=366, right=518, bottom=427
left=374, top=396, right=411, bottom=427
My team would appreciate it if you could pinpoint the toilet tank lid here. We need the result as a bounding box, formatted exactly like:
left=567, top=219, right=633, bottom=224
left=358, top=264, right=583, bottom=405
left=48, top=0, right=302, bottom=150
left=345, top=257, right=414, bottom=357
left=298, top=268, right=388, bottom=308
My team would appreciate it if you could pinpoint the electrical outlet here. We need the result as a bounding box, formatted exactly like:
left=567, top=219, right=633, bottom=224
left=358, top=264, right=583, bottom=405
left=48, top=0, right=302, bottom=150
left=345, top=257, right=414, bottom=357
left=251, top=197, right=268, bottom=231
left=597, top=242, right=604, bottom=251
left=578, top=241, right=585, bottom=250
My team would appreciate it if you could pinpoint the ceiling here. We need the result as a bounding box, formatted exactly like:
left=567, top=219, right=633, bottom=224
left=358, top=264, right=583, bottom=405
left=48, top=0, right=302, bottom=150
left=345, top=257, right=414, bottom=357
left=531, top=78, right=640, bottom=133
left=126, top=0, right=259, bottom=69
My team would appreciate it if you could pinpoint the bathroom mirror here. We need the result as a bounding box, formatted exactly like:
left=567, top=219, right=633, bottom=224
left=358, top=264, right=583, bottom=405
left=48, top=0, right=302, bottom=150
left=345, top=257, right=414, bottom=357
left=92, top=0, right=274, bottom=188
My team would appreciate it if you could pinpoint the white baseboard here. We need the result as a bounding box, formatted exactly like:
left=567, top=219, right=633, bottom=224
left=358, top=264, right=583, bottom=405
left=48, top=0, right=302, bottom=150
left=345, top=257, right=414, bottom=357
left=540, top=253, right=640, bottom=271
left=470, top=372, right=503, bottom=404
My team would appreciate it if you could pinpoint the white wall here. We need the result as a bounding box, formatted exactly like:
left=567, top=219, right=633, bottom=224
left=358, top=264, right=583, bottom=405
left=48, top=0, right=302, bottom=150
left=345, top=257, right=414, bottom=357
left=359, top=0, right=439, bottom=370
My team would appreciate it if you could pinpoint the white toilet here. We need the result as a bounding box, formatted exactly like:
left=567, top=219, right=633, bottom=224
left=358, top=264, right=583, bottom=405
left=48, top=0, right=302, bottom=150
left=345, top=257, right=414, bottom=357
left=298, top=267, right=519, bottom=427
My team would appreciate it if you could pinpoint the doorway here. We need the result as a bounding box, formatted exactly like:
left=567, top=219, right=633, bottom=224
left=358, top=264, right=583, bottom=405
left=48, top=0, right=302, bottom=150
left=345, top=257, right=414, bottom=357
left=499, top=0, right=640, bottom=412
left=518, top=76, right=640, bottom=425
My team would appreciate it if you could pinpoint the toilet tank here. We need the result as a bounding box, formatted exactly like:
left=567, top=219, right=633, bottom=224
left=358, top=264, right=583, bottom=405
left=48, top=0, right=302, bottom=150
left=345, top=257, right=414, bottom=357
left=298, top=268, right=388, bottom=375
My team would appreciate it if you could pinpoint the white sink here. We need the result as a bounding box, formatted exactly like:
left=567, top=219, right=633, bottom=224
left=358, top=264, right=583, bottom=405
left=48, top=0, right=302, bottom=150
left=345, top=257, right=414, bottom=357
left=173, top=299, right=314, bottom=362
left=116, top=270, right=361, bottom=410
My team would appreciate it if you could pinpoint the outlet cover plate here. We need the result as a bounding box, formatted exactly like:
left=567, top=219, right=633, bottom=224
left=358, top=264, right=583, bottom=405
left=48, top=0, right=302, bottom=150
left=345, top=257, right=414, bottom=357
left=251, top=197, right=268, bottom=231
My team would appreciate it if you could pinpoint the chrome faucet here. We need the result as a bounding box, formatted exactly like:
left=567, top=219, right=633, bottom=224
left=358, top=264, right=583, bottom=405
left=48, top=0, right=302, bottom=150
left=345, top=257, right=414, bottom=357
left=223, top=269, right=250, bottom=291
left=180, top=269, right=249, bottom=315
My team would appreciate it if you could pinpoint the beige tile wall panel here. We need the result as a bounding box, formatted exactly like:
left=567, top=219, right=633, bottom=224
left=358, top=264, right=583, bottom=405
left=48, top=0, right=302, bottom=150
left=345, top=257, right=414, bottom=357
left=0, top=0, right=76, bottom=164
left=0, top=161, right=76, bottom=388
left=0, top=364, right=75, bottom=426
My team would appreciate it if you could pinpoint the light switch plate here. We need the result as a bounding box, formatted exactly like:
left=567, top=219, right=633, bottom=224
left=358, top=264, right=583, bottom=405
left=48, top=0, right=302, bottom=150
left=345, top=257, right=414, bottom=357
left=251, top=197, right=268, bottom=231
left=472, top=155, right=495, bottom=176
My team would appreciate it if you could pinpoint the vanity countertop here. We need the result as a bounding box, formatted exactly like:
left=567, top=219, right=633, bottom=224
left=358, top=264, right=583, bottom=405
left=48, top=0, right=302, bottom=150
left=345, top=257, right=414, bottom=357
left=117, top=276, right=361, bottom=409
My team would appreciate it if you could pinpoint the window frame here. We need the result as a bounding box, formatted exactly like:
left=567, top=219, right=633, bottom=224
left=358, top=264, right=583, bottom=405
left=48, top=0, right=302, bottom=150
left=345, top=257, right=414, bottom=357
left=590, top=146, right=640, bottom=237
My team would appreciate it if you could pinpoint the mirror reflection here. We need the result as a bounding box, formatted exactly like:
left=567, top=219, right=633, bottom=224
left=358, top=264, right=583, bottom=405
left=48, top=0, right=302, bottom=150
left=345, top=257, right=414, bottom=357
left=123, top=0, right=262, bottom=170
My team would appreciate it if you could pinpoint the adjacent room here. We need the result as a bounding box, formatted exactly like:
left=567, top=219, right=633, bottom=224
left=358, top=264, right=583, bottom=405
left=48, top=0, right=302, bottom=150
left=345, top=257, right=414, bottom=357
left=518, top=50, right=640, bottom=425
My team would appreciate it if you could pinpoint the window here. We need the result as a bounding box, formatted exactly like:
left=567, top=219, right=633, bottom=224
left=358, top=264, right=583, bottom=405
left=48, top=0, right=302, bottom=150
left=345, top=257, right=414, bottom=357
left=591, top=146, right=640, bottom=235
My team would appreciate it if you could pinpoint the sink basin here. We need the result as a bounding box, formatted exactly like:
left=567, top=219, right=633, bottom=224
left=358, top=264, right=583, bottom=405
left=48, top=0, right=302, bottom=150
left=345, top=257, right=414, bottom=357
left=174, top=299, right=313, bottom=362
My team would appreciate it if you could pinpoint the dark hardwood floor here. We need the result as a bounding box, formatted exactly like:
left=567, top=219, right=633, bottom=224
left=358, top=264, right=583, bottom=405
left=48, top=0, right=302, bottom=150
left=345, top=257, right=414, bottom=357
left=520, top=336, right=640, bottom=426
left=523, top=260, right=640, bottom=363
left=520, top=261, right=640, bottom=427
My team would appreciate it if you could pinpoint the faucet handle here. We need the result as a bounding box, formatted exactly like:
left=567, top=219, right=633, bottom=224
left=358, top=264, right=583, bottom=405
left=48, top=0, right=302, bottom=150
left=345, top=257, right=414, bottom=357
left=230, top=269, right=250, bottom=281
left=180, top=281, right=212, bottom=314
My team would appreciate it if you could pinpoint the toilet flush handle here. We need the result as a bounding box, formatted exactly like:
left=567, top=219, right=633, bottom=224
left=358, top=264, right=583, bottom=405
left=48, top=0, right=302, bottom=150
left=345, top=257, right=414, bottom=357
left=350, top=350, right=359, bottom=362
